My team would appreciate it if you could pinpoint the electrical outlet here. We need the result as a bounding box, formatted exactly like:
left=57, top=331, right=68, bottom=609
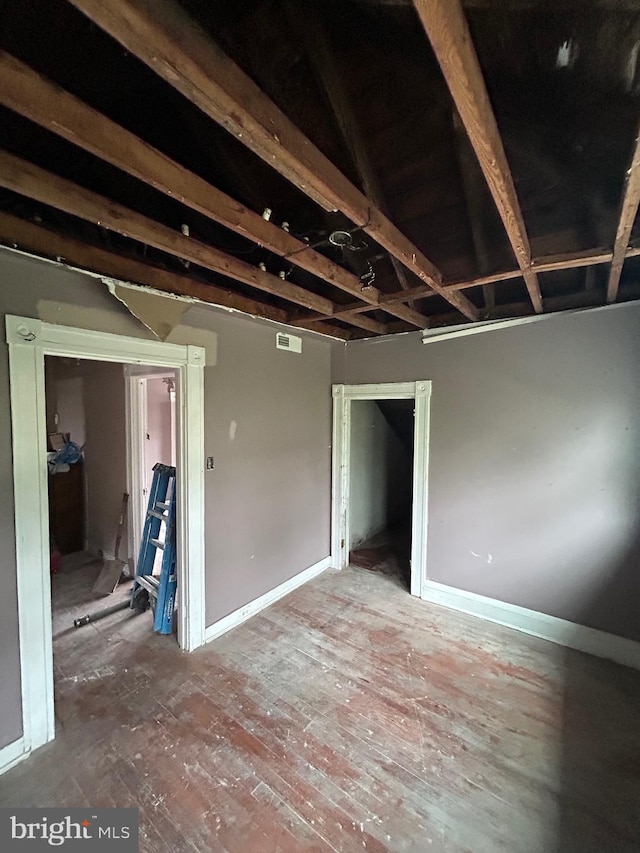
left=206, top=456, right=214, bottom=470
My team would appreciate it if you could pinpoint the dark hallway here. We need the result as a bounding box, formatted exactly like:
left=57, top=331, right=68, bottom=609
left=349, top=399, right=414, bottom=591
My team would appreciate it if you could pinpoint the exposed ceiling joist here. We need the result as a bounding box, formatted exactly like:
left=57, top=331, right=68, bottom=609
left=295, top=303, right=378, bottom=324
left=607, top=127, right=640, bottom=302
left=335, top=314, right=389, bottom=334
left=0, top=210, right=359, bottom=340
left=362, top=244, right=640, bottom=307
left=0, top=149, right=343, bottom=316
left=413, top=0, right=543, bottom=314
left=66, top=0, right=479, bottom=322
left=0, top=211, right=291, bottom=323
left=489, top=283, right=640, bottom=320
left=533, top=247, right=614, bottom=273
left=332, top=303, right=380, bottom=318
left=380, top=301, right=432, bottom=328
left=291, top=312, right=388, bottom=335
left=301, top=320, right=355, bottom=340
left=0, top=51, right=381, bottom=309
left=291, top=295, right=433, bottom=329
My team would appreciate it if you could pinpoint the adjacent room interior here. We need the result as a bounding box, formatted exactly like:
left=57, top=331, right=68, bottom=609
left=1, top=0, right=640, bottom=851
left=349, top=399, right=414, bottom=590
left=45, top=355, right=179, bottom=698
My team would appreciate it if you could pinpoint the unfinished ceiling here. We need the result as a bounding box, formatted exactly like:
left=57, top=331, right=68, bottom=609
left=2, top=0, right=640, bottom=338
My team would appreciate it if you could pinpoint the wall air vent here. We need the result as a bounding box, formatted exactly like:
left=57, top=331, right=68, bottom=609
left=276, top=332, right=302, bottom=353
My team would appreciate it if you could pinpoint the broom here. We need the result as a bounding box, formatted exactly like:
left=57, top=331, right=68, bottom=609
left=92, top=492, right=129, bottom=595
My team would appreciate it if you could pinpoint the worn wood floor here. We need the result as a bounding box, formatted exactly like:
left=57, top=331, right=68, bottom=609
left=2, top=548, right=640, bottom=852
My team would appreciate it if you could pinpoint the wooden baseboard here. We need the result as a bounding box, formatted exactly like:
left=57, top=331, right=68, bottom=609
left=0, top=737, right=28, bottom=776
left=205, top=557, right=332, bottom=644
left=423, top=580, right=640, bottom=671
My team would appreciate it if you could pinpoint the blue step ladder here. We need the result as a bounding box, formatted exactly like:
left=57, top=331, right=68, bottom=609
left=132, top=463, right=177, bottom=635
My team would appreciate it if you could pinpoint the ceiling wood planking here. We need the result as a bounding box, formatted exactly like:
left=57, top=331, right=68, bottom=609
left=0, top=211, right=291, bottom=323
left=413, top=0, right=543, bottom=314
left=607, top=128, right=640, bottom=302
left=0, top=149, right=339, bottom=315
left=0, top=51, right=380, bottom=308
left=66, top=0, right=479, bottom=322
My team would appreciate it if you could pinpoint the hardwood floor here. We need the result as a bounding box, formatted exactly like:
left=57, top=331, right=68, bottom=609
left=2, top=554, right=640, bottom=852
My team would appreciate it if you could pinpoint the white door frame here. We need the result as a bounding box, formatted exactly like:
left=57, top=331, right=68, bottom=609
left=331, top=381, right=432, bottom=598
left=6, top=314, right=206, bottom=759
left=124, top=369, right=177, bottom=565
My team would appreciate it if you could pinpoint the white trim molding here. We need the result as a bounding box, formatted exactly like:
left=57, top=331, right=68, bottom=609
left=123, top=368, right=178, bottom=566
left=420, top=295, right=640, bottom=345
left=331, top=381, right=432, bottom=598
left=205, top=557, right=332, bottom=644
left=5, top=314, right=206, bottom=764
left=0, top=737, right=28, bottom=776
left=424, top=580, right=640, bottom=671
left=124, top=371, right=147, bottom=565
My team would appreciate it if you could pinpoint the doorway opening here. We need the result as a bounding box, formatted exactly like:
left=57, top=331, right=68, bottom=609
left=44, top=357, right=179, bottom=662
left=348, top=399, right=415, bottom=590
left=124, top=368, right=178, bottom=566
left=7, top=314, right=205, bottom=760
left=331, top=382, right=431, bottom=598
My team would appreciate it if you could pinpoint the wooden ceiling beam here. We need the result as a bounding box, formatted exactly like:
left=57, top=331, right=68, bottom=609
left=380, top=302, right=432, bottom=328
left=607, top=127, right=640, bottom=302
left=375, top=243, right=640, bottom=306
left=337, top=314, right=388, bottom=335
left=333, top=302, right=380, bottom=317
left=67, top=0, right=479, bottom=322
left=0, top=51, right=380, bottom=308
left=294, top=303, right=378, bottom=324
left=292, top=295, right=432, bottom=329
left=0, top=149, right=339, bottom=315
left=487, top=282, right=640, bottom=320
left=533, top=247, right=613, bottom=273
left=413, top=0, right=543, bottom=314
left=0, top=210, right=357, bottom=340
left=296, top=320, right=354, bottom=340
left=291, top=312, right=387, bottom=335
left=0, top=211, right=290, bottom=323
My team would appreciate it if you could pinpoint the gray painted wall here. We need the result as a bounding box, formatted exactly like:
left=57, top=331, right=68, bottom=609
left=44, top=359, right=86, bottom=447
left=0, top=248, right=332, bottom=750
left=44, top=356, right=130, bottom=560
left=145, top=377, right=173, bottom=476
left=83, top=360, right=128, bottom=559
left=349, top=400, right=411, bottom=548
left=188, top=305, right=331, bottom=625
left=333, top=304, right=640, bottom=642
